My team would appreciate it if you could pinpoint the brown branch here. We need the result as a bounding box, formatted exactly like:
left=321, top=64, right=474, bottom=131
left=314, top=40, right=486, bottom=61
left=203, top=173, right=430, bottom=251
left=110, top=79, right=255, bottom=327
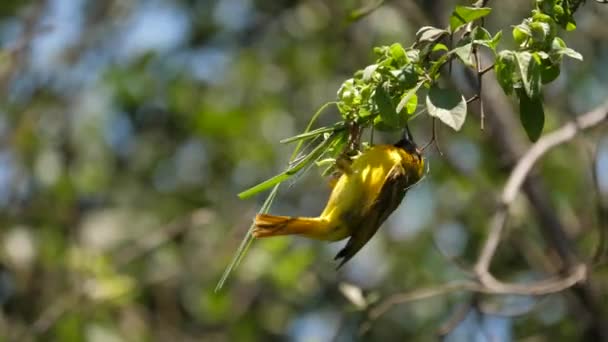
left=473, top=47, right=485, bottom=130
left=364, top=263, right=586, bottom=331
left=479, top=63, right=495, bottom=75
left=475, top=102, right=608, bottom=277
left=466, top=94, right=480, bottom=104
left=361, top=281, right=475, bottom=334
left=421, top=118, right=443, bottom=156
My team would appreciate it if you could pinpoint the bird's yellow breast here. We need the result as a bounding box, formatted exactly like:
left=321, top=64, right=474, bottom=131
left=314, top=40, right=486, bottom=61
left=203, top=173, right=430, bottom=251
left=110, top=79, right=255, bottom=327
left=318, top=145, right=422, bottom=240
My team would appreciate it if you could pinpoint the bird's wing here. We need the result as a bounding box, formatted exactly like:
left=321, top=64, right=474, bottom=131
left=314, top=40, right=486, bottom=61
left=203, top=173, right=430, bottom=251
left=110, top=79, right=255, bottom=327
left=334, top=163, right=410, bottom=268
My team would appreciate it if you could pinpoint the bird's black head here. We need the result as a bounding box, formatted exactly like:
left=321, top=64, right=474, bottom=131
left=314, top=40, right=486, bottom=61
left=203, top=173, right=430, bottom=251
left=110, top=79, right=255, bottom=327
left=394, top=125, right=422, bottom=158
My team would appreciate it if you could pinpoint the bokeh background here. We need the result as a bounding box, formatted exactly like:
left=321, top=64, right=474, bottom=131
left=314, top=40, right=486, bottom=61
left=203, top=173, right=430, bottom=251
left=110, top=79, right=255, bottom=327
left=0, top=0, right=607, bottom=341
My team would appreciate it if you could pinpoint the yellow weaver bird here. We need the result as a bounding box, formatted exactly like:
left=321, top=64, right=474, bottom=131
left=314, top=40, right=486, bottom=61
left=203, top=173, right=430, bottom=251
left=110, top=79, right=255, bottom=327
left=253, top=130, right=425, bottom=267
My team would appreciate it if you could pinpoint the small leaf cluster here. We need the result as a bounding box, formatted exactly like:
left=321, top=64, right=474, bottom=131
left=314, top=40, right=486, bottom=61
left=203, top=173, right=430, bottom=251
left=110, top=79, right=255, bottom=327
left=536, top=0, right=584, bottom=31
left=337, top=6, right=499, bottom=132
left=495, top=1, right=583, bottom=141
left=337, top=43, right=421, bottom=131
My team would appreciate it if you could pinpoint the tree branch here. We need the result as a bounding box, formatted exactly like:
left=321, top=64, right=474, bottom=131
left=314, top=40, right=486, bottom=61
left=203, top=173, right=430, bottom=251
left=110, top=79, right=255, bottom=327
left=475, top=101, right=608, bottom=276
left=364, top=263, right=586, bottom=331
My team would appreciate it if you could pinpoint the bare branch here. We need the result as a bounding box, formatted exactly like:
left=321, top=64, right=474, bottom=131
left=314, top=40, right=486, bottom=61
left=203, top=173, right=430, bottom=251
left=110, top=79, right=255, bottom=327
left=473, top=42, right=485, bottom=130
left=479, top=63, right=495, bottom=75
left=363, top=263, right=586, bottom=331
left=466, top=94, right=480, bottom=104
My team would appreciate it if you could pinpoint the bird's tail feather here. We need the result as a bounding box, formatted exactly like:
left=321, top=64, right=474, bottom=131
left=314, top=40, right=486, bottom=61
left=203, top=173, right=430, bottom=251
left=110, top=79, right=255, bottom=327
left=253, top=214, right=322, bottom=238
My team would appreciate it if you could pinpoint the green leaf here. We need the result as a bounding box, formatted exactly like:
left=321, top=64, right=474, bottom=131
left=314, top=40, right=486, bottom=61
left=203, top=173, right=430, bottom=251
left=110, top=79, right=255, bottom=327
left=373, top=115, right=396, bottom=131
left=449, top=6, right=492, bottom=32
left=565, top=22, right=576, bottom=31
left=362, top=64, right=378, bottom=81
left=541, top=62, right=560, bottom=84
left=452, top=43, right=474, bottom=67
left=396, top=64, right=419, bottom=89
left=529, top=21, right=550, bottom=44
left=558, top=48, right=583, bottom=61
left=518, top=90, right=545, bottom=142
left=470, top=28, right=502, bottom=52
left=374, top=84, right=399, bottom=128
left=406, top=49, right=420, bottom=63
left=337, top=78, right=363, bottom=118
left=513, top=24, right=531, bottom=47
left=432, top=43, right=449, bottom=52
left=238, top=133, right=337, bottom=199
left=280, top=124, right=342, bottom=144
left=426, top=85, right=467, bottom=131
left=488, top=30, right=503, bottom=50
left=405, top=93, right=417, bottom=114
left=396, top=82, right=423, bottom=115
left=471, top=26, right=491, bottom=41
left=495, top=50, right=517, bottom=95
left=552, top=37, right=567, bottom=49
left=390, top=43, right=408, bottom=65
left=416, top=26, right=448, bottom=43
left=516, top=51, right=542, bottom=99
left=427, top=53, right=450, bottom=77
left=215, top=184, right=280, bottom=292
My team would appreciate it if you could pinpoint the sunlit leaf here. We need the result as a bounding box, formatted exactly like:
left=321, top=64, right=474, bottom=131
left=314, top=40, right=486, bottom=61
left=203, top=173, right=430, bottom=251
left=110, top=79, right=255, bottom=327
left=516, top=51, right=542, bottom=99
left=416, top=26, right=448, bottom=43
left=362, top=64, right=379, bottom=81
left=396, top=81, right=423, bottom=114
left=390, top=43, right=408, bottom=65
left=495, top=50, right=516, bottom=94
left=558, top=48, right=583, bottom=61
left=449, top=6, right=492, bottom=32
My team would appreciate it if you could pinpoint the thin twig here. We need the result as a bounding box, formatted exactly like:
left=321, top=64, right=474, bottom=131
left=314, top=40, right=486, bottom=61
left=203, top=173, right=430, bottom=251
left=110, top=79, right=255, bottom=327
left=473, top=47, right=485, bottom=130
left=466, top=94, right=480, bottom=104
left=361, top=281, right=475, bottom=334
left=479, top=63, right=495, bottom=75
left=473, top=0, right=488, bottom=131
left=422, top=118, right=443, bottom=156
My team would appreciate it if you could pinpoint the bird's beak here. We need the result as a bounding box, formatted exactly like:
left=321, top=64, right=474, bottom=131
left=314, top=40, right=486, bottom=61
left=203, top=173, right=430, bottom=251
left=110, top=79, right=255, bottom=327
left=404, top=124, right=416, bottom=146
